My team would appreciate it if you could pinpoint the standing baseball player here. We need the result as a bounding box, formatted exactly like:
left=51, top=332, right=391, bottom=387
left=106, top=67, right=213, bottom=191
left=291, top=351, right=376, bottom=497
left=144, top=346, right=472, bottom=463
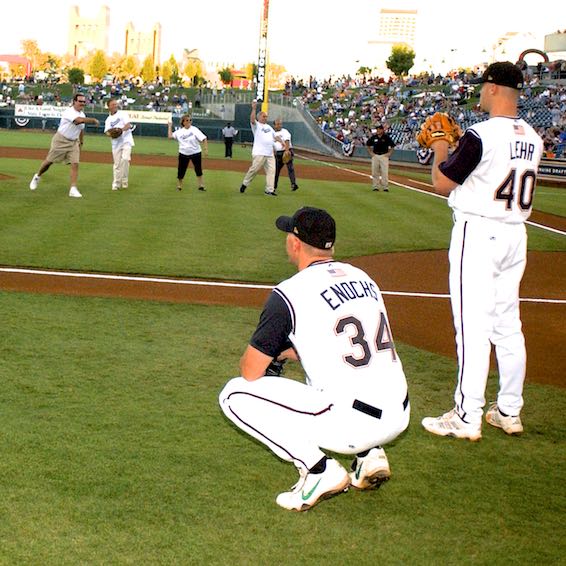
left=29, top=93, right=99, bottom=198
left=239, top=100, right=277, bottom=196
left=273, top=118, right=299, bottom=191
left=366, top=124, right=396, bottom=191
left=219, top=207, right=410, bottom=511
left=104, top=98, right=134, bottom=191
left=420, top=62, right=543, bottom=440
left=168, top=115, right=208, bottom=191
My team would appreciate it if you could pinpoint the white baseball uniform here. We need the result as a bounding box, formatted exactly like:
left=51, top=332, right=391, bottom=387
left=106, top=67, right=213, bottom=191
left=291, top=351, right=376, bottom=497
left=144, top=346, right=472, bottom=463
left=104, top=110, right=134, bottom=189
left=219, top=259, right=410, bottom=472
left=439, top=116, right=543, bottom=424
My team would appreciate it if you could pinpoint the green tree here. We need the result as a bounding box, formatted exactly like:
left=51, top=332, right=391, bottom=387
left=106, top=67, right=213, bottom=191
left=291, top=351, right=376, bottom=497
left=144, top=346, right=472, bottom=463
left=123, top=55, right=140, bottom=79
left=245, top=62, right=258, bottom=81
left=161, top=60, right=172, bottom=84
left=141, top=55, right=156, bottom=84
left=89, top=49, right=108, bottom=82
left=218, top=67, right=233, bottom=85
left=386, top=44, right=415, bottom=77
left=67, top=67, right=85, bottom=85
left=357, top=65, right=373, bottom=79
left=20, top=39, right=42, bottom=70
left=168, top=54, right=180, bottom=85
left=184, top=59, right=203, bottom=86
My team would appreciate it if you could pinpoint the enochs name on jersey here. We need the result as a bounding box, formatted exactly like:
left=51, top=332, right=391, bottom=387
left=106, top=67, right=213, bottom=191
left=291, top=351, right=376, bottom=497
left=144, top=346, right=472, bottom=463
left=320, top=278, right=380, bottom=311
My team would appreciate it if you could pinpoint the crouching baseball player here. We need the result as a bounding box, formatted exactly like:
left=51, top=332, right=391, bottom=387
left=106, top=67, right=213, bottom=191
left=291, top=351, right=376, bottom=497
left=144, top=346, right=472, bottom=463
left=219, top=207, right=410, bottom=511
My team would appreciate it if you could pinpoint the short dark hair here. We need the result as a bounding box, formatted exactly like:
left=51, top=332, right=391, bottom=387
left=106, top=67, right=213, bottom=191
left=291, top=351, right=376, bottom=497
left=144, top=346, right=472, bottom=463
left=73, top=93, right=86, bottom=102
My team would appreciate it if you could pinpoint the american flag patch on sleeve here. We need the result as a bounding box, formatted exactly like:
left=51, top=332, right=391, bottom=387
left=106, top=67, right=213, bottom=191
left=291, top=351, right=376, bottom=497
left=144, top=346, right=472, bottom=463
left=513, top=124, right=525, bottom=135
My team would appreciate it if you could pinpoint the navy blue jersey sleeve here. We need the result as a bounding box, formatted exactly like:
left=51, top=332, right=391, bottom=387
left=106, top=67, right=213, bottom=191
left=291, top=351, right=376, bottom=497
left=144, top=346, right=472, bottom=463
left=249, top=291, right=293, bottom=358
left=439, top=129, right=483, bottom=185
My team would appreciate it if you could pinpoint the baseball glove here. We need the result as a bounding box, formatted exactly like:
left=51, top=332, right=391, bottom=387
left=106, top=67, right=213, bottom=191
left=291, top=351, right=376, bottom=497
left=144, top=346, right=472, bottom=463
left=265, top=358, right=286, bottom=377
left=282, top=151, right=292, bottom=164
left=107, top=127, right=123, bottom=139
left=416, top=112, right=462, bottom=148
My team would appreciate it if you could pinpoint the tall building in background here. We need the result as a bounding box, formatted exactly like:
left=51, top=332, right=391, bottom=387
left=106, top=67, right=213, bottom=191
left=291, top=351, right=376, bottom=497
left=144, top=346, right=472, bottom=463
left=124, top=22, right=162, bottom=66
left=375, top=8, right=417, bottom=47
left=366, top=6, right=418, bottom=76
left=68, top=5, right=110, bottom=59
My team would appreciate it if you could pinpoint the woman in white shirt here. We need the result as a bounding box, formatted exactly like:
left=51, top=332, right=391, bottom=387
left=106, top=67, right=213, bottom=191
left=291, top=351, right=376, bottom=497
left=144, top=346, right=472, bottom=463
left=168, top=115, right=208, bottom=191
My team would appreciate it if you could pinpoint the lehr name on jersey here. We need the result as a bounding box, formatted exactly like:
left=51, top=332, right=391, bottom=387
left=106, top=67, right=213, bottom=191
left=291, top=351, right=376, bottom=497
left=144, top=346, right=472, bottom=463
left=320, top=279, right=380, bottom=311
left=509, top=140, right=535, bottom=161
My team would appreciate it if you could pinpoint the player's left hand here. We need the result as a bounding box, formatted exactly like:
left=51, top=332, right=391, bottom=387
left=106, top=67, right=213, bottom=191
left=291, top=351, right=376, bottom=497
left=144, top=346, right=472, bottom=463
left=416, top=112, right=462, bottom=149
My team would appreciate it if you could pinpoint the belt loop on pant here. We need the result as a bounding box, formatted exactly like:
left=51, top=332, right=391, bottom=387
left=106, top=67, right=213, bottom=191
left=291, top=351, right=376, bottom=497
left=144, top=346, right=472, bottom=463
left=353, top=399, right=382, bottom=419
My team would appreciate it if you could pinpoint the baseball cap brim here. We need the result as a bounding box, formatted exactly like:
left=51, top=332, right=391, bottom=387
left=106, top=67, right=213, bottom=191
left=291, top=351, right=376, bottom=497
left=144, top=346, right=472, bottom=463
left=275, top=215, right=294, bottom=234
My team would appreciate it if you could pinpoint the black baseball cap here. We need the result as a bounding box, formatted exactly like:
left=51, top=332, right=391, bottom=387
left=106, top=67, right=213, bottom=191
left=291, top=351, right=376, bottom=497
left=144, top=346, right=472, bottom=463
left=473, top=61, right=524, bottom=89
left=275, top=207, right=336, bottom=250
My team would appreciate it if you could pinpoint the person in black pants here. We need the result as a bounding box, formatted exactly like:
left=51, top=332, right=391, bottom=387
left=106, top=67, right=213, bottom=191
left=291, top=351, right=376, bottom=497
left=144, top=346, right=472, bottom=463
left=222, top=122, right=238, bottom=158
left=274, top=118, right=299, bottom=191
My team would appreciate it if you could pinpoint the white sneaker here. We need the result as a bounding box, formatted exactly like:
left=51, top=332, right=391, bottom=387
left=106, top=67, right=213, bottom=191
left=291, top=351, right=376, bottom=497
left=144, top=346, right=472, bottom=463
left=349, top=447, right=391, bottom=490
left=276, top=459, right=349, bottom=512
left=29, top=174, right=40, bottom=190
left=112, top=184, right=119, bottom=191
left=422, top=409, right=481, bottom=441
left=69, top=186, right=82, bottom=198
left=485, top=403, right=523, bottom=435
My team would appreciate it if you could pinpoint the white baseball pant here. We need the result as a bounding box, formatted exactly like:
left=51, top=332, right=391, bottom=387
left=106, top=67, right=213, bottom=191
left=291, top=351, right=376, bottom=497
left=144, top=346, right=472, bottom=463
left=219, top=375, right=410, bottom=472
left=449, top=212, right=527, bottom=424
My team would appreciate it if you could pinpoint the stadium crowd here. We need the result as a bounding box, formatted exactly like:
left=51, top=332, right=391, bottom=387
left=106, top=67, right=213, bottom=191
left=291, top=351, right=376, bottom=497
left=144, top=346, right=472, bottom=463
left=293, top=71, right=566, bottom=159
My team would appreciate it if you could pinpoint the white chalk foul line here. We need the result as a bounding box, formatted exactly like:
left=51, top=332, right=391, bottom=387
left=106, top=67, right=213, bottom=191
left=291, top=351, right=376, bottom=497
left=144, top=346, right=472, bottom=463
left=296, top=154, right=566, bottom=235
left=1, top=267, right=564, bottom=305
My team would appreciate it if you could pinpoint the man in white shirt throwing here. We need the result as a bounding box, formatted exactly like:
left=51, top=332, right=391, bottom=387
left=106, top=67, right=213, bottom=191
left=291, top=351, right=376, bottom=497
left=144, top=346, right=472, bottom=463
left=104, top=99, right=135, bottom=191
left=239, top=100, right=277, bottom=196
left=29, top=93, right=99, bottom=198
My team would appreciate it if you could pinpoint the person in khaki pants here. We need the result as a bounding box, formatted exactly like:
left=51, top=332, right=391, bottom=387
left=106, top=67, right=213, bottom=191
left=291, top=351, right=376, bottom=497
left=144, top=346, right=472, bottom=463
left=366, top=124, right=396, bottom=192
left=104, top=99, right=134, bottom=191
left=239, top=100, right=278, bottom=196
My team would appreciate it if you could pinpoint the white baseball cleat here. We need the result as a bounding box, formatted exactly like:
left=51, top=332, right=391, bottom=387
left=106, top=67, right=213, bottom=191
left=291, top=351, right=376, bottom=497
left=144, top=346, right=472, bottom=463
left=276, top=459, right=349, bottom=512
left=112, top=184, right=119, bottom=191
left=485, top=403, right=523, bottom=435
left=29, top=174, right=41, bottom=190
left=69, top=186, right=82, bottom=198
left=422, top=409, right=482, bottom=441
left=349, top=447, right=391, bottom=490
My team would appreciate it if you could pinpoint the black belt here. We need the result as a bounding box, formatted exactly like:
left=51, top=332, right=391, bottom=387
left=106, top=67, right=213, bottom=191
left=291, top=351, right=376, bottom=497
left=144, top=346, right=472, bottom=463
left=353, top=392, right=409, bottom=420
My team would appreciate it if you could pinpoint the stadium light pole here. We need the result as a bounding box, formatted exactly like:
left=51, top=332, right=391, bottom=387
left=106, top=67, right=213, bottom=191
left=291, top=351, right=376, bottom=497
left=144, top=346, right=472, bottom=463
left=255, top=0, right=270, bottom=113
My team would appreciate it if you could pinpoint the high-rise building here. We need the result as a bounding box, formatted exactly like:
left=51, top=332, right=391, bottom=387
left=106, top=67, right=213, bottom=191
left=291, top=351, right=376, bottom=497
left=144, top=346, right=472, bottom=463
left=124, top=22, right=162, bottom=66
left=367, top=6, right=418, bottom=75
left=375, top=8, right=417, bottom=48
left=68, top=5, right=110, bottom=59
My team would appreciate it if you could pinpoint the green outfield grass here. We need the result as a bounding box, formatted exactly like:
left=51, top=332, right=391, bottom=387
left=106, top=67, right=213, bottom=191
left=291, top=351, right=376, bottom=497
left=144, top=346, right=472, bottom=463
left=0, top=130, right=565, bottom=564
left=0, top=291, right=564, bottom=565
left=0, top=142, right=564, bottom=281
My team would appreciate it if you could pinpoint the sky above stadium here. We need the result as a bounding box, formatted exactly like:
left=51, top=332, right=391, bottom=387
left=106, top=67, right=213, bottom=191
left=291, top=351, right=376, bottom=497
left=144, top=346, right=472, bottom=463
left=1, top=0, right=563, bottom=77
